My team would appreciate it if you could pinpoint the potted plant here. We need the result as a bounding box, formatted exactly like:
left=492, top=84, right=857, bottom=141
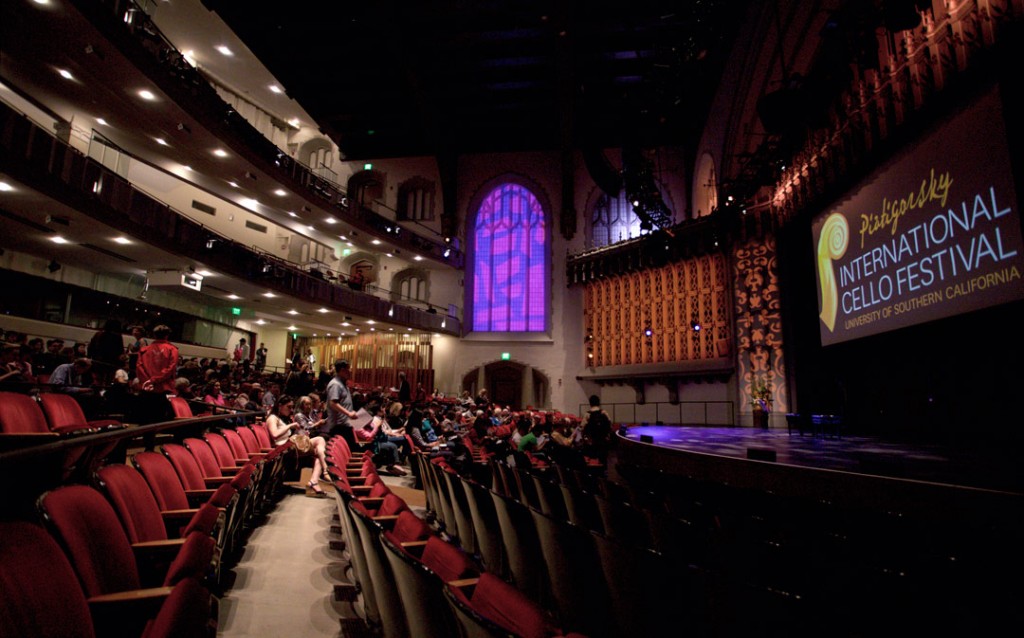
left=750, top=378, right=772, bottom=429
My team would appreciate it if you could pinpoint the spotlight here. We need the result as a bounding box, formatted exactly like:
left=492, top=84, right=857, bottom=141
left=47, top=260, right=61, bottom=273
left=691, top=321, right=701, bottom=332
left=205, top=239, right=217, bottom=249
left=643, top=327, right=653, bottom=338
left=261, top=262, right=273, bottom=274
left=443, top=248, right=451, bottom=258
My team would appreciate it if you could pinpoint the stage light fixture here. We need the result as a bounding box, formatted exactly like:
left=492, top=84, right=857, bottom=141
left=691, top=321, right=701, bottom=332
left=644, top=327, right=653, bottom=338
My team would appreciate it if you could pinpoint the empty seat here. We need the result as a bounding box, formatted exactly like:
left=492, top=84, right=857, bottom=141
left=0, top=521, right=94, bottom=638
left=441, top=466, right=477, bottom=554
left=489, top=488, right=547, bottom=602
left=38, top=485, right=214, bottom=596
left=0, top=391, right=67, bottom=433
left=348, top=499, right=409, bottom=638
left=169, top=397, right=193, bottom=419
left=38, top=393, right=121, bottom=432
left=381, top=532, right=478, bottom=638
left=460, top=476, right=506, bottom=577
left=445, top=572, right=577, bottom=638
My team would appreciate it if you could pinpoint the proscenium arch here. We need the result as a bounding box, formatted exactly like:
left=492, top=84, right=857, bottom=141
left=464, top=174, right=553, bottom=334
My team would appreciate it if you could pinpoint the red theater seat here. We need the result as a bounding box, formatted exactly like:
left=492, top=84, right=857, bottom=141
left=169, top=397, right=193, bottom=419
left=0, top=391, right=60, bottom=434
left=0, top=521, right=95, bottom=638
left=38, top=393, right=121, bottom=432
left=445, top=572, right=562, bottom=638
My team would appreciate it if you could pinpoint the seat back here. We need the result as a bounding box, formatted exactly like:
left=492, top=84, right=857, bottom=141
left=144, top=577, right=213, bottom=638
left=221, top=429, right=250, bottom=461
left=378, top=492, right=411, bottom=518
left=390, top=510, right=433, bottom=543
left=420, top=535, right=478, bottom=583
left=251, top=422, right=274, bottom=449
left=162, top=444, right=210, bottom=490
left=235, top=426, right=261, bottom=453
left=489, top=489, right=547, bottom=602
left=0, top=521, right=95, bottom=638
left=169, top=396, right=193, bottom=418
left=96, top=463, right=169, bottom=544
left=204, top=432, right=238, bottom=468
left=38, top=393, right=90, bottom=432
left=461, top=477, right=506, bottom=577
left=348, top=500, right=409, bottom=638
left=38, top=485, right=140, bottom=597
left=441, top=468, right=477, bottom=554
left=132, top=451, right=190, bottom=510
left=0, top=391, right=49, bottom=433
left=184, top=438, right=224, bottom=479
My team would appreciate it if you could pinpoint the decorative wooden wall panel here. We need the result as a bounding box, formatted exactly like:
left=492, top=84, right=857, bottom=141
left=583, top=252, right=730, bottom=367
left=732, top=237, right=787, bottom=415
left=298, top=333, right=434, bottom=393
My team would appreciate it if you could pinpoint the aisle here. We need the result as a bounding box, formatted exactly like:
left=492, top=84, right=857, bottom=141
left=216, top=491, right=344, bottom=638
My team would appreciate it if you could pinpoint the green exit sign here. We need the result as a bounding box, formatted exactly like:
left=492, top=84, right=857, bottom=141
left=501, top=352, right=510, bottom=361
left=231, top=307, right=241, bottom=316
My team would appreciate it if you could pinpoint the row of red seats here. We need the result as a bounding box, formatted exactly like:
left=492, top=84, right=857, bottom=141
left=324, top=440, right=586, bottom=638
left=0, top=419, right=294, bottom=638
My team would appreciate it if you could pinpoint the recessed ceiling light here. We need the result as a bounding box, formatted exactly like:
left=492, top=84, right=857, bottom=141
left=385, top=253, right=393, bottom=258
left=366, top=320, right=375, bottom=325
left=288, top=211, right=297, bottom=218
left=58, top=69, right=73, bottom=80
left=213, top=149, right=228, bottom=157
left=317, top=308, right=329, bottom=313
left=32, top=0, right=51, bottom=5
left=196, top=270, right=213, bottom=277
left=324, top=217, right=336, bottom=224
left=262, top=292, right=276, bottom=298
left=228, top=181, right=239, bottom=188
left=371, top=240, right=381, bottom=245
left=370, top=328, right=375, bottom=332
left=389, top=328, right=394, bottom=331
left=155, top=137, right=167, bottom=146
left=346, top=242, right=353, bottom=247
left=287, top=325, right=297, bottom=331
left=287, top=310, right=298, bottom=315
left=268, top=85, right=282, bottom=94
left=50, top=236, right=69, bottom=244
left=413, top=255, right=424, bottom=261
left=326, top=333, right=331, bottom=337
left=341, top=322, right=350, bottom=327
left=96, top=118, right=108, bottom=126
left=313, top=333, right=317, bottom=337
left=112, top=237, right=131, bottom=244
left=339, top=235, right=348, bottom=241
left=287, top=118, right=300, bottom=128
left=138, top=89, right=156, bottom=101
left=240, top=198, right=259, bottom=210
left=273, top=189, right=287, bottom=196
left=0, top=182, right=13, bottom=192
left=433, top=333, right=441, bottom=337
left=227, top=294, right=241, bottom=300
left=181, top=165, right=192, bottom=172
left=256, top=319, right=266, bottom=325
left=307, top=225, right=315, bottom=231
left=355, top=328, right=360, bottom=332
left=215, top=45, right=233, bottom=56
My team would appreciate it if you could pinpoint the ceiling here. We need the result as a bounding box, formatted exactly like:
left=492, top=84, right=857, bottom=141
left=204, top=0, right=753, bottom=159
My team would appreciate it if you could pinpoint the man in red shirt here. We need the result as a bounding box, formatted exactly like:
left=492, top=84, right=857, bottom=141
left=137, top=325, right=179, bottom=393
left=135, top=325, right=180, bottom=426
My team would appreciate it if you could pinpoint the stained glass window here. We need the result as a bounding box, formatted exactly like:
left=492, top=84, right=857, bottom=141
left=472, top=183, right=547, bottom=332
left=590, top=190, right=647, bottom=248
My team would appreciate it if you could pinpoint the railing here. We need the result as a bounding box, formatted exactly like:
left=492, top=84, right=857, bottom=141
left=78, top=0, right=461, bottom=267
left=0, top=102, right=462, bottom=335
left=580, top=401, right=736, bottom=427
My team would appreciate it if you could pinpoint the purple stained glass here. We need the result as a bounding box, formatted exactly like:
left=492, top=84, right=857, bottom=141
left=472, top=184, right=547, bottom=332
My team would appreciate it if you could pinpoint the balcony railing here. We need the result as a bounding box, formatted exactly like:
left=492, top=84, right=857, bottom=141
left=0, top=102, right=461, bottom=335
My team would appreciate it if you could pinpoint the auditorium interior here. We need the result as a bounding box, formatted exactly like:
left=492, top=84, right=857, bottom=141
left=2, top=0, right=1023, bottom=636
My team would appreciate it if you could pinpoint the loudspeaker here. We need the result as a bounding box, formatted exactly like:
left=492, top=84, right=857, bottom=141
left=747, top=447, right=777, bottom=462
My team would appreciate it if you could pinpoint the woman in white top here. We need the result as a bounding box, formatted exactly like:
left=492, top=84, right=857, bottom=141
left=266, top=395, right=329, bottom=496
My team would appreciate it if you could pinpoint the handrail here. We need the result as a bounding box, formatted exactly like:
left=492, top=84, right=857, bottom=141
left=0, top=409, right=266, bottom=463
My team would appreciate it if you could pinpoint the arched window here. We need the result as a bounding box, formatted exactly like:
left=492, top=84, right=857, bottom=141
left=392, top=268, right=429, bottom=303
left=471, top=183, right=547, bottom=332
left=397, top=178, right=435, bottom=221
left=590, top=190, right=647, bottom=248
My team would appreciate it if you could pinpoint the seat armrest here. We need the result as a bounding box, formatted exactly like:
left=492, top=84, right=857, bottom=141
left=203, top=476, right=233, bottom=486
left=447, top=578, right=480, bottom=588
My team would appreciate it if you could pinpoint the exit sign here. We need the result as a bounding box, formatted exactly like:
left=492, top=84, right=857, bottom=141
left=501, top=352, right=510, bottom=360
left=231, top=307, right=241, bottom=316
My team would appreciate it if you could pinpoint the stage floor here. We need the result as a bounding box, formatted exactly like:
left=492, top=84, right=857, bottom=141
left=620, top=425, right=1023, bottom=493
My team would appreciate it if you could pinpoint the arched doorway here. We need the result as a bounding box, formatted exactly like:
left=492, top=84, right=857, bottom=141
left=461, top=361, right=549, bottom=410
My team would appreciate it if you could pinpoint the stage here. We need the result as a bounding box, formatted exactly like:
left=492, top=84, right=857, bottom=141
left=616, top=425, right=1023, bottom=495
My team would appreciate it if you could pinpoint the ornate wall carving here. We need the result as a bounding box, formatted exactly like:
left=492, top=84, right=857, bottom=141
left=732, top=236, right=787, bottom=415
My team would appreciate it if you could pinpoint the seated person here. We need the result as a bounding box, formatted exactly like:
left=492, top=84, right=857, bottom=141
left=266, top=395, right=330, bottom=496
left=49, top=358, right=93, bottom=394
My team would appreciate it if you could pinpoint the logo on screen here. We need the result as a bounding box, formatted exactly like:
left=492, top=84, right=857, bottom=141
left=817, top=212, right=849, bottom=332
